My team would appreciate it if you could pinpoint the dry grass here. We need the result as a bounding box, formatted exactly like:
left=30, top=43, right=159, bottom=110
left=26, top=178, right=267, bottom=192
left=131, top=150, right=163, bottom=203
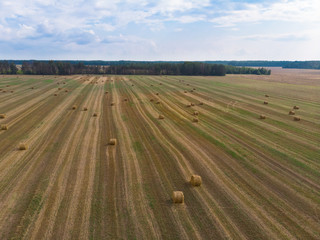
left=109, top=138, right=117, bottom=145
left=1, top=124, right=8, bottom=130
left=289, top=111, right=295, bottom=115
left=19, top=143, right=28, bottom=150
left=172, top=191, right=184, bottom=203
left=190, top=175, right=202, bottom=186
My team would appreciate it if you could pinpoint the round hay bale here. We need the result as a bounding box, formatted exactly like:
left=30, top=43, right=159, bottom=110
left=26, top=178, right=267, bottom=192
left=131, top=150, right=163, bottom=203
left=193, top=118, right=199, bottom=122
left=111, top=102, right=115, bottom=106
left=294, top=116, right=301, bottom=121
left=199, top=102, right=204, bottom=105
left=265, top=94, right=269, bottom=97
left=156, top=101, right=160, bottom=104
left=2, top=90, right=6, bottom=93
left=11, top=91, right=14, bottom=93
left=124, top=98, right=128, bottom=102
left=31, top=87, right=34, bottom=89
left=159, top=83, right=162, bottom=85
left=93, top=113, right=98, bottom=117
left=158, top=114, right=164, bottom=119
left=151, top=84, right=153, bottom=87
left=58, top=88, right=62, bottom=90
left=190, top=175, right=202, bottom=186
left=289, top=110, right=295, bottom=115
left=260, top=115, right=266, bottom=119
left=109, top=138, right=117, bottom=145
left=54, top=93, right=58, bottom=96
left=156, top=93, right=159, bottom=95
left=172, top=191, right=184, bottom=204
left=184, top=91, right=188, bottom=93
left=65, top=90, right=68, bottom=92
left=0, top=114, right=6, bottom=119
left=19, top=143, right=28, bottom=150
left=187, top=83, right=190, bottom=86
left=132, top=84, right=134, bottom=86
left=193, top=111, right=199, bottom=116
left=191, top=103, right=195, bottom=106
left=72, top=105, right=77, bottom=110
left=150, top=99, right=154, bottom=102
left=105, top=91, right=109, bottom=94
left=193, top=88, right=196, bottom=90
left=186, top=104, right=191, bottom=108
left=293, top=106, right=299, bottom=110
left=190, top=90, right=193, bottom=92
left=63, top=82, right=66, bottom=84
left=1, top=124, right=8, bottom=130
left=263, top=101, right=268, bottom=105
left=83, top=107, right=88, bottom=111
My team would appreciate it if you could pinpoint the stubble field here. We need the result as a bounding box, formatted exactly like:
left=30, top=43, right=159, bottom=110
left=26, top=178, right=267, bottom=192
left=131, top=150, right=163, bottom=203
left=0, top=68, right=319, bottom=239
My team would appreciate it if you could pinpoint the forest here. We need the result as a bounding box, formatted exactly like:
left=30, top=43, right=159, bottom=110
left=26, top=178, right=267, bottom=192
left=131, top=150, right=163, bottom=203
left=0, top=61, right=271, bottom=76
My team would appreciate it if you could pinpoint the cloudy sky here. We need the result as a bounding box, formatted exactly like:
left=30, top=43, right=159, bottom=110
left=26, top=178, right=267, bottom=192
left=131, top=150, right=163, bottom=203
left=0, top=0, right=319, bottom=60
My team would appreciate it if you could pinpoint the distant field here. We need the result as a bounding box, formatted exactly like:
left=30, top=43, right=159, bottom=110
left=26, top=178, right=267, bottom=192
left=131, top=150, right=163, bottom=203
left=0, top=69, right=319, bottom=239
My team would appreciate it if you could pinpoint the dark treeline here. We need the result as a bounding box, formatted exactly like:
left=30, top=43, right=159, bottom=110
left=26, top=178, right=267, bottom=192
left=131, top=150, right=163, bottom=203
left=282, top=61, right=320, bottom=69
left=0, top=60, right=271, bottom=75
left=0, top=61, right=18, bottom=74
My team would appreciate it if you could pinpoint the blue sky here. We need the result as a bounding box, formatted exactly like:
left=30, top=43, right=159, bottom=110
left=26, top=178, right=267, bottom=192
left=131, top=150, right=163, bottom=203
left=0, top=0, right=319, bottom=60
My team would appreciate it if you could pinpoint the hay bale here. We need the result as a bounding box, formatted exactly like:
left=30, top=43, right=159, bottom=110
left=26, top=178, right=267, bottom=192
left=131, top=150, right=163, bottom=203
left=31, top=87, right=34, bottom=89
left=151, top=84, right=153, bottom=87
left=72, top=105, right=77, bottom=110
left=193, top=118, right=199, bottom=122
left=0, top=114, right=6, bottom=119
left=156, top=101, right=160, bottom=104
left=191, top=103, right=195, bottom=106
left=265, top=94, right=269, bottom=97
left=184, top=91, right=188, bottom=93
left=83, top=107, right=88, bottom=111
left=186, top=104, right=191, bottom=108
left=109, top=138, right=117, bottom=145
left=199, top=102, right=204, bottom=105
left=93, top=113, right=98, bottom=117
left=193, top=111, right=199, bottom=116
left=11, top=91, right=14, bottom=93
left=19, top=143, right=28, bottom=150
left=54, top=93, right=58, bottom=96
left=150, top=99, right=154, bottom=102
left=65, top=90, right=69, bottom=92
left=190, top=175, right=202, bottom=186
left=172, top=191, right=184, bottom=203
left=156, top=93, right=159, bottom=95
left=260, top=115, right=266, bottom=119
left=159, top=83, right=162, bottom=85
left=1, top=124, right=8, bottom=130
left=263, top=101, right=268, bottom=105
left=132, top=84, right=134, bottom=86
left=187, top=83, right=190, bottom=86
left=294, top=116, right=301, bottom=121
left=124, top=98, right=128, bottom=102
left=158, top=114, right=164, bottom=119
left=190, top=90, right=193, bottom=92
left=105, top=91, right=109, bottom=94
left=111, top=102, right=115, bottom=106
left=193, top=88, right=196, bottom=90
left=289, top=110, right=295, bottom=115
left=293, top=106, right=299, bottom=110
left=58, top=88, right=62, bottom=90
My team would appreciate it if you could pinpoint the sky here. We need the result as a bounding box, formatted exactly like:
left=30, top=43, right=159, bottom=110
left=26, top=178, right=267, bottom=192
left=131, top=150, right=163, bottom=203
left=0, top=0, right=319, bottom=60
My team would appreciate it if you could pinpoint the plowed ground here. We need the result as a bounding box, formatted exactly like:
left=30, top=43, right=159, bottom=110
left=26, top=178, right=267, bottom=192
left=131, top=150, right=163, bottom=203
left=0, top=70, right=319, bottom=239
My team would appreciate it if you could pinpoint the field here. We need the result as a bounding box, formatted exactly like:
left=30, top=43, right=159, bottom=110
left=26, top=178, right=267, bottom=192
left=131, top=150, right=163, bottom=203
left=0, top=68, right=320, bottom=239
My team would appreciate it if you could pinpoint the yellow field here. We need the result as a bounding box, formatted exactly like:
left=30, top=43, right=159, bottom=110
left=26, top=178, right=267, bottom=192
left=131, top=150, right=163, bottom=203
left=0, top=69, right=319, bottom=239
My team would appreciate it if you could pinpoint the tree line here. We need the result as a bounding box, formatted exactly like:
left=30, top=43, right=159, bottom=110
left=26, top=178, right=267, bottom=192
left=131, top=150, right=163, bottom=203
left=0, top=60, right=271, bottom=75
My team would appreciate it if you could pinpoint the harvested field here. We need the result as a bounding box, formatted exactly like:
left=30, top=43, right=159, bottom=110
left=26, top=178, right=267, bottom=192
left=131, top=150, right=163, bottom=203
left=0, top=70, right=320, bottom=239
